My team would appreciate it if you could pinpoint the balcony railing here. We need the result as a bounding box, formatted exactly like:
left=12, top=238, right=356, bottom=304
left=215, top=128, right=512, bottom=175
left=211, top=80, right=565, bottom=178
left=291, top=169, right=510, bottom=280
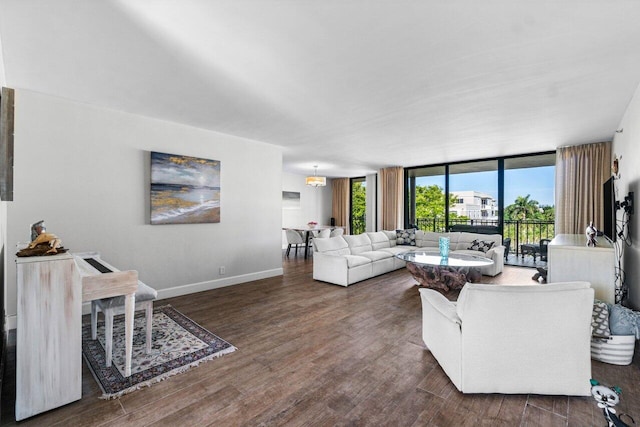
left=350, top=216, right=554, bottom=258
left=414, top=218, right=555, bottom=257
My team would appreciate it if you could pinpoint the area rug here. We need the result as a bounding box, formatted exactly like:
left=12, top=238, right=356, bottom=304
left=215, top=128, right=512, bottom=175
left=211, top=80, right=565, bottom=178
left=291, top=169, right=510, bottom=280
left=82, top=305, right=236, bottom=399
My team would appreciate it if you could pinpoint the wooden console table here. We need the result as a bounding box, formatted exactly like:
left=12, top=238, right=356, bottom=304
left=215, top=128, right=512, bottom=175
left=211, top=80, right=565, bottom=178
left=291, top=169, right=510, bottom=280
left=547, top=234, right=615, bottom=303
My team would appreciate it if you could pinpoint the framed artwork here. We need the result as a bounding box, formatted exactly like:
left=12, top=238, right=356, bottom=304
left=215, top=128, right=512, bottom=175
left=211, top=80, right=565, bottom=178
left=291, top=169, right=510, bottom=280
left=151, top=151, right=220, bottom=225
left=282, top=191, right=301, bottom=209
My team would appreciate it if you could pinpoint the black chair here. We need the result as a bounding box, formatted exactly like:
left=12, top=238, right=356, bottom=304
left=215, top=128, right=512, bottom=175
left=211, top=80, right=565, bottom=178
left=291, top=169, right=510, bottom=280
left=503, top=237, right=511, bottom=260
left=539, top=239, right=551, bottom=261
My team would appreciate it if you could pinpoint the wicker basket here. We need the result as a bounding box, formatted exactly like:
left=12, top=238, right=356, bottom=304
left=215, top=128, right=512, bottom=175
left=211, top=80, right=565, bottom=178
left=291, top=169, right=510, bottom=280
left=591, top=335, right=635, bottom=365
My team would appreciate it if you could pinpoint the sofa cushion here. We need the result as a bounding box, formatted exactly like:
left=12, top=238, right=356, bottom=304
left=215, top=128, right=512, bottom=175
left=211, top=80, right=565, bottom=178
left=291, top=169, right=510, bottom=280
left=396, top=229, right=417, bottom=246
left=343, top=234, right=374, bottom=255
left=367, top=232, right=392, bottom=250
left=382, top=230, right=397, bottom=246
left=417, top=231, right=457, bottom=248
left=359, top=250, right=393, bottom=262
left=343, top=254, right=372, bottom=268
left=313, top=235, right=350, bottom=256
left=467, top=239, right=495, bottom=253
left=379, top=246, right=412, bottom=256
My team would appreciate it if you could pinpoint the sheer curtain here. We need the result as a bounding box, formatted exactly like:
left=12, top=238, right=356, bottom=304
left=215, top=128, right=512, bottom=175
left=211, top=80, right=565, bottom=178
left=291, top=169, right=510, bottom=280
left=380, top=166, right=404, bottom=231
left=332, top=178, right=350, bottom=234
left=556, top=141, right=611, bottom=235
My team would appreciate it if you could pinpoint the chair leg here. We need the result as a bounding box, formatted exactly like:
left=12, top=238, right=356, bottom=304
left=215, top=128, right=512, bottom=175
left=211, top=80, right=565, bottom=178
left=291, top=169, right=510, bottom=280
left=295, top=243, right=299, bottom=256
left=91, top=301, right=98, bottom=340
left=145, top=302, right=153, bottom=353
left=105, top=310, right=113, bottom=367
left=286, top=244, right=291, bottom=257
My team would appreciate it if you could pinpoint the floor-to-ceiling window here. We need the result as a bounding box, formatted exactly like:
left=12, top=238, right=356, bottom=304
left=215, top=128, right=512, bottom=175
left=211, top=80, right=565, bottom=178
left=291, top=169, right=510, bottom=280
left=350, top=177, right=366, bottom=235
left=503, top=153, right=556, bottom=256
left=406, top=166, right=446, bottom=231
left=448, top=160, right=499, bottom=227
left=405, top=152, right=555, bottom=262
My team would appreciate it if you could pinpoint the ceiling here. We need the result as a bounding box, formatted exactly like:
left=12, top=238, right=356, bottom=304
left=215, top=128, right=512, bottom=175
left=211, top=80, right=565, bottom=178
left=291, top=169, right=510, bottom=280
left=1, top=1, right=639, bottom=178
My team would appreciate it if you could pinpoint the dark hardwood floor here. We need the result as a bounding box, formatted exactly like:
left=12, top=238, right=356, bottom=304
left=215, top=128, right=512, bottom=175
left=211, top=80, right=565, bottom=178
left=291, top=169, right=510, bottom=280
left=2, top=256, right=640, bottom=426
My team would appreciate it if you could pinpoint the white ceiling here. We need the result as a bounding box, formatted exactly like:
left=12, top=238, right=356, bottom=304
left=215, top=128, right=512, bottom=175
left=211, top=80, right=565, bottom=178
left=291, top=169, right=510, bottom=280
left=1, top=1, right=639, bottom=178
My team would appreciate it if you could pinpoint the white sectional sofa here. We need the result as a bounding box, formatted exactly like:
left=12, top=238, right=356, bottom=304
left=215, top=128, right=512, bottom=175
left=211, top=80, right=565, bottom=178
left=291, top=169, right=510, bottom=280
left=312, top=230, right=505, bottom=287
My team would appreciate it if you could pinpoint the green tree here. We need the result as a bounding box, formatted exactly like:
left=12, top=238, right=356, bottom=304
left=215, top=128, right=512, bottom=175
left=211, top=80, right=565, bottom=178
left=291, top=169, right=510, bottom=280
left=414, top=185, right=460, bottom=223
left=504, top=194, right=540, bottom=221
left=537, top=205, right=555, bottom=221
left=351, top=181, right=366, bottom=233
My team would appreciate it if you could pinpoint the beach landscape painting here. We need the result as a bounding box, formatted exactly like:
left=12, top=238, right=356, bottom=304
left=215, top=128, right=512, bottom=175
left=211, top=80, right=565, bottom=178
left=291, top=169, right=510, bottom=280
left=151, top=151, right=221, bottom=225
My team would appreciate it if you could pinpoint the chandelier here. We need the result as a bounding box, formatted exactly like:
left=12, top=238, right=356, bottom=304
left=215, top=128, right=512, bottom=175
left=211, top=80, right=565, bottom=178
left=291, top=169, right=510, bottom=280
left=305, top=165, right=326, bottom=187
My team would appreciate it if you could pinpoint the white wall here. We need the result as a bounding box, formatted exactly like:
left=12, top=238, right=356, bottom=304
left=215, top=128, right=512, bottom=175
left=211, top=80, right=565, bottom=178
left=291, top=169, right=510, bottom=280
left=5, top=90, right=284, bottom=327
left=612, top=83, right=640, bottom=309
left=281, top=172, right=332, bottom=246
left=282, top=173, right=332, bottom=227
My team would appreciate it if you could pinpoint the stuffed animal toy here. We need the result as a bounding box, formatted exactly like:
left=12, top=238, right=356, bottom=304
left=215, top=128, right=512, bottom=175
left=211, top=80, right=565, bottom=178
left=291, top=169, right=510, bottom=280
left=591, top=379, right=635, bottom=427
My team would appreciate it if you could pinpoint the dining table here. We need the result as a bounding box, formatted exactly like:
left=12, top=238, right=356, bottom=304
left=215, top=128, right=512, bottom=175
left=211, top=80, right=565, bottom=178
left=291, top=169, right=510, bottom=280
left=283, top=225, right=344, bottom=259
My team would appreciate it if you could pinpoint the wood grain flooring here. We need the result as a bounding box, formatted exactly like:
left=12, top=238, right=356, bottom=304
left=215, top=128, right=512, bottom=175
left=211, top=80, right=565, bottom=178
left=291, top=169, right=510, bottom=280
left=2, top=256, right=640, bottom=426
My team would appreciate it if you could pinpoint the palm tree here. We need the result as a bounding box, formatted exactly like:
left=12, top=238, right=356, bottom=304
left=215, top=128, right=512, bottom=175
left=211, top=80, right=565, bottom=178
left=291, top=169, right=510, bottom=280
left=506, top=195, right=540, bottom=221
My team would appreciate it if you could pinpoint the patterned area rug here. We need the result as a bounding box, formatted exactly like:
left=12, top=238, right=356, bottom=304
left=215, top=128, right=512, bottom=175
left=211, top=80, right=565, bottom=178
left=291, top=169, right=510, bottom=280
left=82, top=305, right=236, bottom=399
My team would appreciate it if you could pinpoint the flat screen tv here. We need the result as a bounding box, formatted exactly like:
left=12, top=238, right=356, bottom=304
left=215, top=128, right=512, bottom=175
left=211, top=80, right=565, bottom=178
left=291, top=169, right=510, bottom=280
left=603, top=176, right=616, bottom=242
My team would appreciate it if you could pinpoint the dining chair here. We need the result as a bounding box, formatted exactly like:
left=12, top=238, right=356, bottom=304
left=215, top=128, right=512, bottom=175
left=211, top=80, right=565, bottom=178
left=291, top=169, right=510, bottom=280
left=285, top=229, right=305, bottom=257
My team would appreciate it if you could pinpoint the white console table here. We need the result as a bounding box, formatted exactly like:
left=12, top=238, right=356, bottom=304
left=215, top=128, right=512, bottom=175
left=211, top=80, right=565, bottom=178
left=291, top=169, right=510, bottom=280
left=547, top=234, right=615, bottom=303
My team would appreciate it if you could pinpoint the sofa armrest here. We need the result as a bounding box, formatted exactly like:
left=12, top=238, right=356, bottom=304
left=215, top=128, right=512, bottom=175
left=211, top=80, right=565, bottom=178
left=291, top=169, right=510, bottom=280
left=312, top=252, right=349, bottom=286
left=485, top=245, right=504, bottom=259
left=419, top=288, right=463, bottom=390
left=419, top=288, right=461, bottom=325
left=480, top=245, right=505, bottom=276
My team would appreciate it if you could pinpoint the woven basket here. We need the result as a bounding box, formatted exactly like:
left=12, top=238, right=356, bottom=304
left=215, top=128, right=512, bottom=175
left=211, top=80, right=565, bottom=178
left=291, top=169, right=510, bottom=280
left=591, top=335, right=635, bottom=365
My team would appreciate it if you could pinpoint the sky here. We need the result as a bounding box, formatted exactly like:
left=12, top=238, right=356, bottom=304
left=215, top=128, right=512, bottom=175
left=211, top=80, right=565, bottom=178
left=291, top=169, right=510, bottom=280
left=415, top=165, right=555, bottom=207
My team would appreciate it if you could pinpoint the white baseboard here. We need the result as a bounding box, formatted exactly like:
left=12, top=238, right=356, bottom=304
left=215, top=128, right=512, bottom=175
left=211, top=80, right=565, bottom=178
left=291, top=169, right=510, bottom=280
left=4, top=267, right=284, bottom=332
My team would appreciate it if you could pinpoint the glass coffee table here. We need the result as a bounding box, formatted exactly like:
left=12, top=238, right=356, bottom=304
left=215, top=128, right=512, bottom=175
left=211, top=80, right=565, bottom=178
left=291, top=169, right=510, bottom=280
left=396, top=250, right=494, bottom=292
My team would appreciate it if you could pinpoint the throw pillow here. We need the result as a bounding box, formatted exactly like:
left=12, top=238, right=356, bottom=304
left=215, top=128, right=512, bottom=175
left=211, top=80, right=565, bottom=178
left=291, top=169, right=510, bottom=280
left=396, top=229, right=416, bottom=246
left=467, top=239, right=495, bottom=253
left=591, top=300, right=611, bottom=337
left=609, top=304, right=640, bottom=338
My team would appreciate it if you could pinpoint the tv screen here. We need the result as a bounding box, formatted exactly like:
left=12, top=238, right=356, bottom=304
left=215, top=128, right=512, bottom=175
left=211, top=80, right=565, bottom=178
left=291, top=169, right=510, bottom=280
left=603, top=176, right=616, bottom=242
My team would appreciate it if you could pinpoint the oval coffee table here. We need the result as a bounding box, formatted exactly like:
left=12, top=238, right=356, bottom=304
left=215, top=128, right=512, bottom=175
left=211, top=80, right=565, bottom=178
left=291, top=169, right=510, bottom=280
left=395, top=250, right=494, bottom=292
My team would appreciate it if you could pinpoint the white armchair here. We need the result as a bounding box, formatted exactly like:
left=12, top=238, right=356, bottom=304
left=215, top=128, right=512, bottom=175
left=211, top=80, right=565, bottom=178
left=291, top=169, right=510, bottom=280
left=419, top=281, right=594, bottom=396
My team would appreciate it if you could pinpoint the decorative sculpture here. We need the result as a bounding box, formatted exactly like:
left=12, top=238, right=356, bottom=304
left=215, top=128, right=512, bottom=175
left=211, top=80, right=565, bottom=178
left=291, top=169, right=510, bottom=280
left=16, top=220, right=67, bottom=257
left=590, top=379, right=634, bottom=427
left=586, top=221, right=598, bottom=247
